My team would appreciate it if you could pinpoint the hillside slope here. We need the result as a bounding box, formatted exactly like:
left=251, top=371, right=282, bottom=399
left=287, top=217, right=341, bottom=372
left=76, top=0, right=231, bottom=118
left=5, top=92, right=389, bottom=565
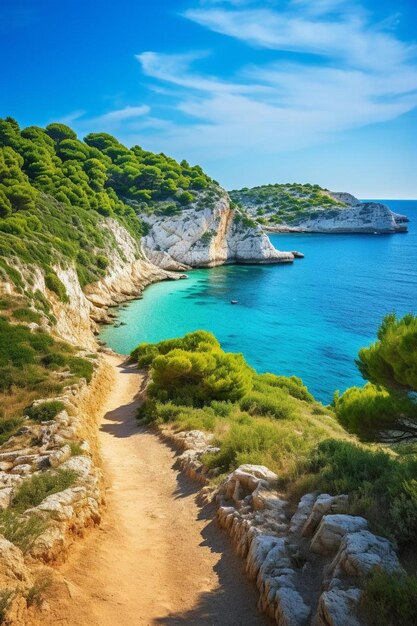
left=230, top=183, right=409, bottom=234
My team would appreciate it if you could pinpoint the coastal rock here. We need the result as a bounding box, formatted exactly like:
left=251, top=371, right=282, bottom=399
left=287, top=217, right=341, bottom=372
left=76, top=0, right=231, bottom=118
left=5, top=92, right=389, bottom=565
left=310, top=515, right=368, bottom=555
left=142, top=192, right=294, bottom=268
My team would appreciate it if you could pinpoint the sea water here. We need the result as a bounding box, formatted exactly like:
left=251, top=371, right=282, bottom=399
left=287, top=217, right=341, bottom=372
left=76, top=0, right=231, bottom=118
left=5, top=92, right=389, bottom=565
left=100, top=200, right=417, bottom=402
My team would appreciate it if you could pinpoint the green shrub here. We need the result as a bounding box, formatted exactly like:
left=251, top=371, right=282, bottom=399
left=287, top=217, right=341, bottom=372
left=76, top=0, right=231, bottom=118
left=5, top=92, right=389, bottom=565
left=133, top=331, right=253, bottom=406
left=240, top=390, right=298, bottom=420
left=305, top=439, right=417, bottom=544
left=11, top=469, right=77, bottom=512
left=12, top=307, right=41, bottom=323
left=254, top=373, right=314, bottom=403
left=44, top=271, right=69, bottom=303
left=0, top=510, right=46, bottom=553
left=0, top=416, right=23, bottom=445
left=96, top=254, right=109, bottom=269
left=360, top=569, right=417, bottom=626
left=25, top=399, right=65, bottom=422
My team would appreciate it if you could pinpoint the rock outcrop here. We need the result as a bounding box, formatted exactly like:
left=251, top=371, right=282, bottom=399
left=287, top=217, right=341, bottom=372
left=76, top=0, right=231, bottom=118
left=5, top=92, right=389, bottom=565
left=142, top=191, right=295, bottom=269
left=266, top=201, right=408, bottom=234
left=231, top=184, right=409, bottom=234
left=161, top=426, right=404, bottom=626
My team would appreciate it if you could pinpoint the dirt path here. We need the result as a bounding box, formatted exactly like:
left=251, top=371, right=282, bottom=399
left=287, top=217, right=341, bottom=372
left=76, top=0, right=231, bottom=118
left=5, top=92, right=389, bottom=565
left=45, top=354, right=269, bottom=626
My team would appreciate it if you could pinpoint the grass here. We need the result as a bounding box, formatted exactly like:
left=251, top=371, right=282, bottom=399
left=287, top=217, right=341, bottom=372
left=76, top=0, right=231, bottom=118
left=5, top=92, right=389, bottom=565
left=0, top=415, right=23, bottom=445
left=26, top=575, right=52, bottom=608
left=0, top=589, right=14, bottom=622
left=11, top=469, right=78, bottom=512
left=0, top=316, right=95, bottom=443
left=360, top=569, right=417, bottom=626
left=0, top=511, right=46, bottom=553
left=25, top=400, right=65, bottom=422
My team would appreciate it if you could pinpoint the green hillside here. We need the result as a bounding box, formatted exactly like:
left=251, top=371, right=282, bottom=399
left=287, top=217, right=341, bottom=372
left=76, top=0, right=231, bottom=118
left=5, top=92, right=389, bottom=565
left=0, top=117, right=219, bottom=296
left=230, top=183, right=346, bottom=226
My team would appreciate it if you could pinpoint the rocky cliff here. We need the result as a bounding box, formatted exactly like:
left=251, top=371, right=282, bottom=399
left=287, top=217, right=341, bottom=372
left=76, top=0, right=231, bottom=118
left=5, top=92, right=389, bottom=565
left=230, top=184, right=409, bottom=234
left=141, top=190, right=294, bottom=270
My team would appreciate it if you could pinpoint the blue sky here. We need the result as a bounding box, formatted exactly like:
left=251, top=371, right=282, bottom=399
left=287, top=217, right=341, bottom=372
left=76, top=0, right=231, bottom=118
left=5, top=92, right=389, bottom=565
left=1, top=0, right=416, bottom=197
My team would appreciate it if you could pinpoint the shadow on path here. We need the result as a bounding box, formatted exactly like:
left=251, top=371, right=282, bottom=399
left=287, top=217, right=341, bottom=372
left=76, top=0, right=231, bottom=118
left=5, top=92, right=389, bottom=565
left=100, top=360, right=147, bottom=438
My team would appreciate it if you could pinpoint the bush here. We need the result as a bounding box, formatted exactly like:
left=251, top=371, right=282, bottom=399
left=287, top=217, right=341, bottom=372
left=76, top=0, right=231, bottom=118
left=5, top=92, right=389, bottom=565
left=360, top=569, right=417, bottom=626
left=335, top=383, right=417, bottom=440
left=133, top=331, right=253, bottom=405
left=25, top=400, right=65, bottom=422
left=305, top=439, right=417, bottom=544
left=0, top=510, right=46, bottom=553
left=254, top=373, right=314, bottom=403
left=240, top=390, right=298, bottom=420
left=44, top=271, right=69, bottom=303
left=0, top=416, right=23, bottom=445
left=11, top=469, right=77, bottom=512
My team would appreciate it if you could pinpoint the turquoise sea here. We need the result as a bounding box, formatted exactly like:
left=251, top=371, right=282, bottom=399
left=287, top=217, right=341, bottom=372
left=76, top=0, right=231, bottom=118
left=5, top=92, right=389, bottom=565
left=100, top=200, right=417, bottom=403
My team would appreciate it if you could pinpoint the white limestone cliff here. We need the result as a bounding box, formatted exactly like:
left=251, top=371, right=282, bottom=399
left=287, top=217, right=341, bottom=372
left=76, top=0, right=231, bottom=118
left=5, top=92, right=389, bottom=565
left=265, top=201, right=408, bottom=234
left=142, top=192, right=294, bottom=269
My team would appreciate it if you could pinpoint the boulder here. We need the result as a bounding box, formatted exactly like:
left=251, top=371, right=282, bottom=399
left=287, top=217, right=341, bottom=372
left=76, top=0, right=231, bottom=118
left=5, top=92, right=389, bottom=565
left=302, top=494, right=349, bottom=536
left=274, top=588, right=310, bottom=626
left=49, top=444, right=72, bottom=468
left=310, top=515, right=368, bottom=555
left=328, top=530, right=403, bottom=579
left=316, top=588, right=362, bottom=626
left=0, top=535, right=32, bottom=586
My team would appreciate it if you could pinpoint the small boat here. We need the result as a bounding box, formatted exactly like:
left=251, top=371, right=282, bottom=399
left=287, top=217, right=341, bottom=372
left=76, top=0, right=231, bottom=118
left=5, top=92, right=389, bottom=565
left=231, top=300, right=239, bottom=304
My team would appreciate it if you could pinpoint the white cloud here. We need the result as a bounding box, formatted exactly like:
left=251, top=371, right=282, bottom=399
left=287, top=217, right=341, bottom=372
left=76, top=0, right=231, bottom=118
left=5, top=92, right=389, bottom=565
left=184, top=6, right=415, bottom=71
left=91, top=105, right=150, bottom=125
left=128, top=1, right=417, bottom=161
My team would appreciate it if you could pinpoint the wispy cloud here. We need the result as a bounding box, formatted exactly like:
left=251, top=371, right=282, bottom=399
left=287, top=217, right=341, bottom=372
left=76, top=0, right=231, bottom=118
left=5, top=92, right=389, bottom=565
left=129, top=1, right=417, bottom=160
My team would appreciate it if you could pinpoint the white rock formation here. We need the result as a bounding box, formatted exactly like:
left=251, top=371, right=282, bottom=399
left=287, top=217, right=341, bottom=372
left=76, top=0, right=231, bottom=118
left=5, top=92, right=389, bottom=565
left=142, top=192, right=294, bottom=269
left=269, top=202, right=408, bottom=234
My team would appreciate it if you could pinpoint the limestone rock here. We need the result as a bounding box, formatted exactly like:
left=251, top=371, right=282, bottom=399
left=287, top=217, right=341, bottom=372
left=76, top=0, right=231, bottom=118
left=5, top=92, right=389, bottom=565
left=274, top=588, right=310, bottom=626
left=302, top=494, right=349, bottom=536
left=142, top=193, right=294, bottom=269
left=310, top=515, right=368, bottom=555
left=0, top=536, right=32, bottom=587
left=49, top=444, right=71, bottom=468
left=316, top=588, right=362, bottom=626
left=328, top=530, right=402, bottom=579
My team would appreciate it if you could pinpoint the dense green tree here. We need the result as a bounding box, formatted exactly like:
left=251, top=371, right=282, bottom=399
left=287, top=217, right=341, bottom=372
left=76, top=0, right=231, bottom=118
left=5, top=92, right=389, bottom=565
left=131, top=331, right=253, bottom=405
left=45, top=123, right=77, bottom=144
left=336, top=313, right=417, bottom=441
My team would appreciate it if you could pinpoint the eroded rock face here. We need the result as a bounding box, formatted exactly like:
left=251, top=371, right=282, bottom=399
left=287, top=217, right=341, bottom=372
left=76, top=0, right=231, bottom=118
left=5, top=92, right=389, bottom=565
left=142, top=193, right=294, bottom=269
left=277, top=202, right=408, bottom=234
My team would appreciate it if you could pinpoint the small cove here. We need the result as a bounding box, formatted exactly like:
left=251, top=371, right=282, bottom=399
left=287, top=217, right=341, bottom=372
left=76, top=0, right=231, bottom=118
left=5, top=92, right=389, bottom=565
left=100, top=200, right=417, bottom=403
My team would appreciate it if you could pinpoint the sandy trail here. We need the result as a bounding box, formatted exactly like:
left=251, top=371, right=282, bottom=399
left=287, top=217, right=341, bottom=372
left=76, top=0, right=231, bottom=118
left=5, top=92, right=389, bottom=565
left=45, top=354, right=269, bottom=626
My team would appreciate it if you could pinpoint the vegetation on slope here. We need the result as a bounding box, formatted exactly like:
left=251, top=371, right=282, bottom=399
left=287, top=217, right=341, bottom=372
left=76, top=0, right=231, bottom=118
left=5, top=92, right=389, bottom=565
left=132, top=329, right=417, bottom=549
left=0, top=116, right=221, bottom=297
left=230, top=183, right=346, bottom=227
left=0, top=294, right=94, bottom=447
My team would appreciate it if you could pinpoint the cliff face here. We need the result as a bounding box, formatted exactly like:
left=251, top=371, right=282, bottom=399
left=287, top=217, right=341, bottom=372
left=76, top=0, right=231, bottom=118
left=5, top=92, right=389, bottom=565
left=230, top=185, right=409, bottom=234
left=0, top=218, right=176, bottom=348
left=142, top=192, right=294, bottom=269
left=266, top=202, right=408, bottom=234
